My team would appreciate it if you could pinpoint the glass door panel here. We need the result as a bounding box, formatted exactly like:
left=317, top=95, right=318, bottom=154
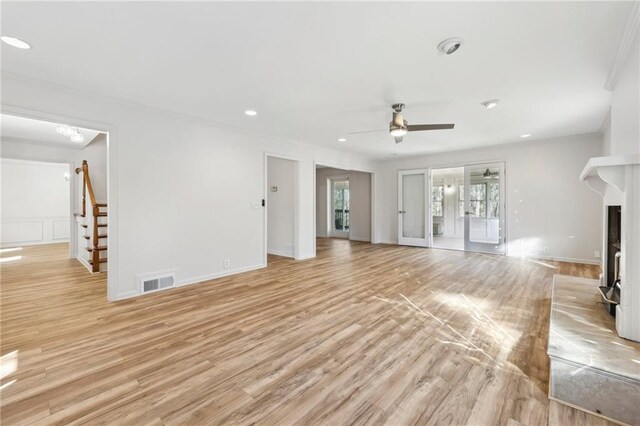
left=330, top=179, right=350, bottom=238
left=398, top=170, right=428, bottom=247
left=463, top=163, right=505, bottom=254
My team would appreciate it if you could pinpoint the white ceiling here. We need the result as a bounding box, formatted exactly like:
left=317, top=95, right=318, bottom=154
left=0, top=2, right=630, bottom=159
left=0, top=114, right=101, bottom=149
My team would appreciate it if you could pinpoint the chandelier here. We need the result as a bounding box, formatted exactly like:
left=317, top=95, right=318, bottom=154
left=56, top=124, right=84, bottom=144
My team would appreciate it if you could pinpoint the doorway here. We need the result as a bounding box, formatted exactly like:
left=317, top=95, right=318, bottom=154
left=398, top=162, right=506, bottom=254
left=265, top=155, right=298, bottom=261
left=462, top=162, right=505, bottom=254
left=0, top=113, right=109, bottom=269
left=315, top=165, right=374, bottom=250
left=330, top=177, right=350, bottom=238
left=431, top=167, right=464, bottom=250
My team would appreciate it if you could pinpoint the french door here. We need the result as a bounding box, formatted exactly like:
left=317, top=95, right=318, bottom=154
left=330, top=178, right=350, bottom=238
left=463, top=162, right=505, bottom=254
left=398, top=170, right=429, bottom=246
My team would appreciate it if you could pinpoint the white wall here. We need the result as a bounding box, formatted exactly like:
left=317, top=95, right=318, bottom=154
left=1, top=158, right=71, bottom=246
left=1, top=76, right=376, bottom=300
left=267, top=157, right=296, bottom=258
left=1, top=138, right=79, bottom=163
left=606, top=29, right=639, bottom=157
left=315, top=167, right=371, bottom=242
left=376, top=134, right=604, bottom=264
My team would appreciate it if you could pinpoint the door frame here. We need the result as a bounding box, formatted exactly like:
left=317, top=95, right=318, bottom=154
left=0, top=104, right=118, bottom=301
left=463, top=161, right=506, bottom=254
left=328, top=175, right=350, bottom=238
left=312, top=162, right=377, bottom=257
left=398, top=169, right=429, bottom=247
left=425, top=159, right=508, bottom=253
left=263, top=152, right=299, bottom=264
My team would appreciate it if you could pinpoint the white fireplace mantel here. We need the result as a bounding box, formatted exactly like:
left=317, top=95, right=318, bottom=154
left=580, top=154, right=640, bottom=196
left=580, top=154, right=640, bottom=342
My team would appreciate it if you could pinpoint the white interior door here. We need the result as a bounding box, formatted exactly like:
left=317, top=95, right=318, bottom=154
left=398, top=170, right=428, bottom=247
left=463, top=162, right=505, bottom=254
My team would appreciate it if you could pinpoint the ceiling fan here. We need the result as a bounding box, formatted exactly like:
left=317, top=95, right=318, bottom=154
left=482, top=168, right=499, bottom=179
left=387, top=103, right=455, bottom=144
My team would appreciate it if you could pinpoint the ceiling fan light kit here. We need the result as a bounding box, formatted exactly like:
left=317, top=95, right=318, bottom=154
left=386, top=103, right=455, bottom=144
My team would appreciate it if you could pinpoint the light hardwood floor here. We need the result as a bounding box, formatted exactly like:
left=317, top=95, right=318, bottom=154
left=0, top=240, right=614, bottom=425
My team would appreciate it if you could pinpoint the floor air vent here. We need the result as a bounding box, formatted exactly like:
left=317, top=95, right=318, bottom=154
left=139, top=272, right=176, bottom=294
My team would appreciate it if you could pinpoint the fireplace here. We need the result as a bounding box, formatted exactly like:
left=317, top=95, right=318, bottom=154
left=600, top=205, right=621, bottom=315
left=580, top=154, right=640, bottom=342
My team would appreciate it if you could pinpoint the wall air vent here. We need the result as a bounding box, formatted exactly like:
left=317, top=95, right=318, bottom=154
left=138, top=270, right=177, bottom=294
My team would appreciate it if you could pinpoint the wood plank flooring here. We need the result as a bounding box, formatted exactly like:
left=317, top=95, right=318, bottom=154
left=0, top=239, right=612, bottom=425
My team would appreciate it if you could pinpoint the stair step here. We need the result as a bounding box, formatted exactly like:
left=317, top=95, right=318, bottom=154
left=81, top=224, right=88, bottom=228
left=88, top=258, right=108, bottom=265
left=83, top=224, right=107, bottom=228
left=96, top=212, right=108, bottom=217
left=84, top=235, right=107, bottom=240
left=74, top=213, right=85, bottom=218
left=96, top=203, right=107, bottom=207
left=86, top=246, right=108, bottom=252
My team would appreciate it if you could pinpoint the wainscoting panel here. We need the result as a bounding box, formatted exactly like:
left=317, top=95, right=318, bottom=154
left=1, top=217, right=70, bottom=247
left=52, top=218, right=70, bottom=240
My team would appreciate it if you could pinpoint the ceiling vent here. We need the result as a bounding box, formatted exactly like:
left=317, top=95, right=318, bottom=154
left=138, top=270, right=177, bottom=294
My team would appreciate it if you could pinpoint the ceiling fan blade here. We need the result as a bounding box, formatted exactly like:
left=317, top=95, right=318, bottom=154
left=394, top=136, right=404, bottom=144
left=406, top=123, right=455, bottom=132
left=347, top=129, right=387, bottom=135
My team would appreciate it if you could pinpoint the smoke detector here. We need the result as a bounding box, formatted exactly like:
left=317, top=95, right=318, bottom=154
left=437, top=37, right=464, bottom=55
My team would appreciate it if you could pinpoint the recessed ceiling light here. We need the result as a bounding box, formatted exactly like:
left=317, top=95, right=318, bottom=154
left=338, top=138, right=346, bottom=142
left=244, top=110, right=257, bottom=116
left=437, top=37, right=463, bottom=55
left=1, top=35, right=31, bottom=50
left=481, top=99, right=500, bottom=109
left=520, top=133, right=532, bottom=138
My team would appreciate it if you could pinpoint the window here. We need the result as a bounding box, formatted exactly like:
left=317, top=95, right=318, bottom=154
left=458, top=184, right=464, bottom=217
left=432, top=185, right=444, bottom=217
left=488, top=182, right=500, bottom=218
left=469, top=184, right=486, bottom=217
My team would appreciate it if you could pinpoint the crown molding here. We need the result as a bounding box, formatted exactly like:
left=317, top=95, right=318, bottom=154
left=604, top=1, right=640, bottom=91
left=1, top=72, right=378, bottom=162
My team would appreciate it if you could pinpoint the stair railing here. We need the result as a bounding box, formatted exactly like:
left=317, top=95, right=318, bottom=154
left=75, top=160, right=101, bottom=272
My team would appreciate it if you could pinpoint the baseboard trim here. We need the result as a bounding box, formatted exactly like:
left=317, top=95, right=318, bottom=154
left=112, top=290, right=138, bottom=301
left=295, top=253, right=315, bottom=261
left=2, top=239, right=70, bottom=248
left=378, top=239, right=398, bottom=245
left=349, top=238, right=372, bottom=243
left=518, top=254, right=601, bottom=266
left=76, top=256, right=93, bottom=273
left=112, top=263, right=267, bottom=302
left=177, top=263, right=267, bottom=288
left=267, top=248, right=294, bottom=258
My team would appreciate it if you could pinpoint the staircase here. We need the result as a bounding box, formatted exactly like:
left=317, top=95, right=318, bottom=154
left=75, top=160, right=107, bottom=273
